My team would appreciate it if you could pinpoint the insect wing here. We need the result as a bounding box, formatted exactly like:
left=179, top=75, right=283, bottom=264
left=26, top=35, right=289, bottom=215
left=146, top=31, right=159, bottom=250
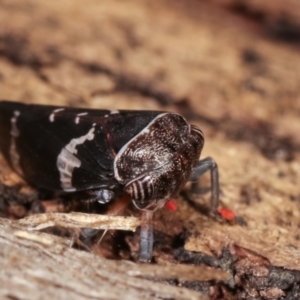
left=0, top=101, right=162, bottom=193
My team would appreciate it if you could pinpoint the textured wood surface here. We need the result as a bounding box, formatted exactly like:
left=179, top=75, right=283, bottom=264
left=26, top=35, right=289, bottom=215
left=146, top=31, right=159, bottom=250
left=0, top=0, right=300, bottom=299
left=0, top=218, right=214, bottom=300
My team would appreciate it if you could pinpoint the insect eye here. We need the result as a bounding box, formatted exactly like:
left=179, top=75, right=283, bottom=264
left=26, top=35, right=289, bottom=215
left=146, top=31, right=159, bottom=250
left=190, top=124, right=204, bottom=145
left=125, top=174, right=154, bottom=205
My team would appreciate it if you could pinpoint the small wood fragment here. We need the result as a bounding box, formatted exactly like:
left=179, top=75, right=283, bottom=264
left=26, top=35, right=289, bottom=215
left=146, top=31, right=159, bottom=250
left=17, top=212, right=141, bottom=231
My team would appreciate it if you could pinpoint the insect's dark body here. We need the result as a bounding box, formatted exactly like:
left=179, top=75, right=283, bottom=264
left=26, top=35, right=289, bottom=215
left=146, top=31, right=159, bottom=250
left=0, top=102, right=158, bottom=191
left=0, top=101, right=221, bottom=261
left=0, top=101, right=205, bottom=212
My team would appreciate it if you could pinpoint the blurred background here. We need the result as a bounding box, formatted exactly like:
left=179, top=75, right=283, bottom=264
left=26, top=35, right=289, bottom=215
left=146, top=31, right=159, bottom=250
left=0, top=0, right=300, bottom=159
left=0, top=0, right=300, bottom=298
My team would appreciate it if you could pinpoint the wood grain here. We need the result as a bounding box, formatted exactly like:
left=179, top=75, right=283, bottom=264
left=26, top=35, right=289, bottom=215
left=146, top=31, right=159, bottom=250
left=0, top=0, right=300, bottom=298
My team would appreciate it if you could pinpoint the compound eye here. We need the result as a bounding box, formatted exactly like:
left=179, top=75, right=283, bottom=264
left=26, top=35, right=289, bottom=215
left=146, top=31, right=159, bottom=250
left=190, top=124, right=204, bottom=145
left=125, top=174, right=154, bottom=206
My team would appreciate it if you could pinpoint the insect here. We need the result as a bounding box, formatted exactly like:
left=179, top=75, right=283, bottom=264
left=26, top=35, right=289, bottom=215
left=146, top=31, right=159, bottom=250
left=0, top=100, right=220, bottom=261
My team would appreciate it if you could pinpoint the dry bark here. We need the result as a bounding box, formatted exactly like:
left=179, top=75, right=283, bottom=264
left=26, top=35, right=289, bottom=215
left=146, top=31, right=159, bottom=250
left=0, top=0, right=300, bottom=299
left=0, top=217, right=214, bottom=300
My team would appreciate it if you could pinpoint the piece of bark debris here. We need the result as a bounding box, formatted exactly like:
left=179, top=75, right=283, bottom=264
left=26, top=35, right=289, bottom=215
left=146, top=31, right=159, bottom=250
left=18, top=212, right=141, bottom=231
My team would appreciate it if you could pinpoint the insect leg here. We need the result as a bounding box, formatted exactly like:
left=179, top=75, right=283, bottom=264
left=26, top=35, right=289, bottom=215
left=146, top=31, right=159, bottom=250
left=139, top=210, right=154, bottom=262
left=189, top=157, right=220, bottom=217
left=96, top=194, right=132, bottom=245
left=86, top=189, right=115, bottom=204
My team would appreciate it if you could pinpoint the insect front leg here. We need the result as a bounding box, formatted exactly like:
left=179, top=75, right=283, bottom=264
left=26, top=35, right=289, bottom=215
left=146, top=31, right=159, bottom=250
left=139, top=210, right=154, bottom=262
left=125, top=174, right=157, bottom=262
left=189, top=157, right=220, bottom=218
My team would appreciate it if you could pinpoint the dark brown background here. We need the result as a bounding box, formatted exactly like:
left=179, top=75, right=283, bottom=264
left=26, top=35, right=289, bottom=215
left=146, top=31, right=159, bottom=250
left=0, top=0, right=300, bottom=299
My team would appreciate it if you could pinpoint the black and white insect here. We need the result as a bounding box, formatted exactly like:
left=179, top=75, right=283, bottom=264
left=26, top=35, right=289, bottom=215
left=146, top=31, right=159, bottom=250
left=0, top=100, right=220, bottom=261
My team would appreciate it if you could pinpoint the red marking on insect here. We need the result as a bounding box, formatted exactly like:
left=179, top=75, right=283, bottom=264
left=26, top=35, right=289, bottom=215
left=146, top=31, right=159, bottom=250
left=218, top=208, right=235, bottom=220
left=164, top=199, right=177, bottom=211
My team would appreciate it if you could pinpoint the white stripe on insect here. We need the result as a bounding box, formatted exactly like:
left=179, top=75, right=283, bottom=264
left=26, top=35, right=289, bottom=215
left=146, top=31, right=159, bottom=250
left=57, top=125, right=96, bottom=192
left=110, top=110, right=119, bottom=114
left=132, top=182, right=138, bottom=199
left=138, top=180, right=145, bottom=200
left=9, top=111, right=23, bottom=175
left=49, top=108, right=65, bottom=122
left=75, top=112, right=88, bottom=124
left=147, top=179, right=152, bottom=197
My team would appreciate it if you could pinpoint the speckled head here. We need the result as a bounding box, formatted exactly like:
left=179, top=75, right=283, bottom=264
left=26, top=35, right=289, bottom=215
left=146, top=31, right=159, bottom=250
left=114, top=113, right=204, bottom=210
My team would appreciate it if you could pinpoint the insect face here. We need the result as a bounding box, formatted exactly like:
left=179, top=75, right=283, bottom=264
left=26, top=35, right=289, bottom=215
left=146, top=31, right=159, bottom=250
left=115, top=114, right=204, bottom=210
